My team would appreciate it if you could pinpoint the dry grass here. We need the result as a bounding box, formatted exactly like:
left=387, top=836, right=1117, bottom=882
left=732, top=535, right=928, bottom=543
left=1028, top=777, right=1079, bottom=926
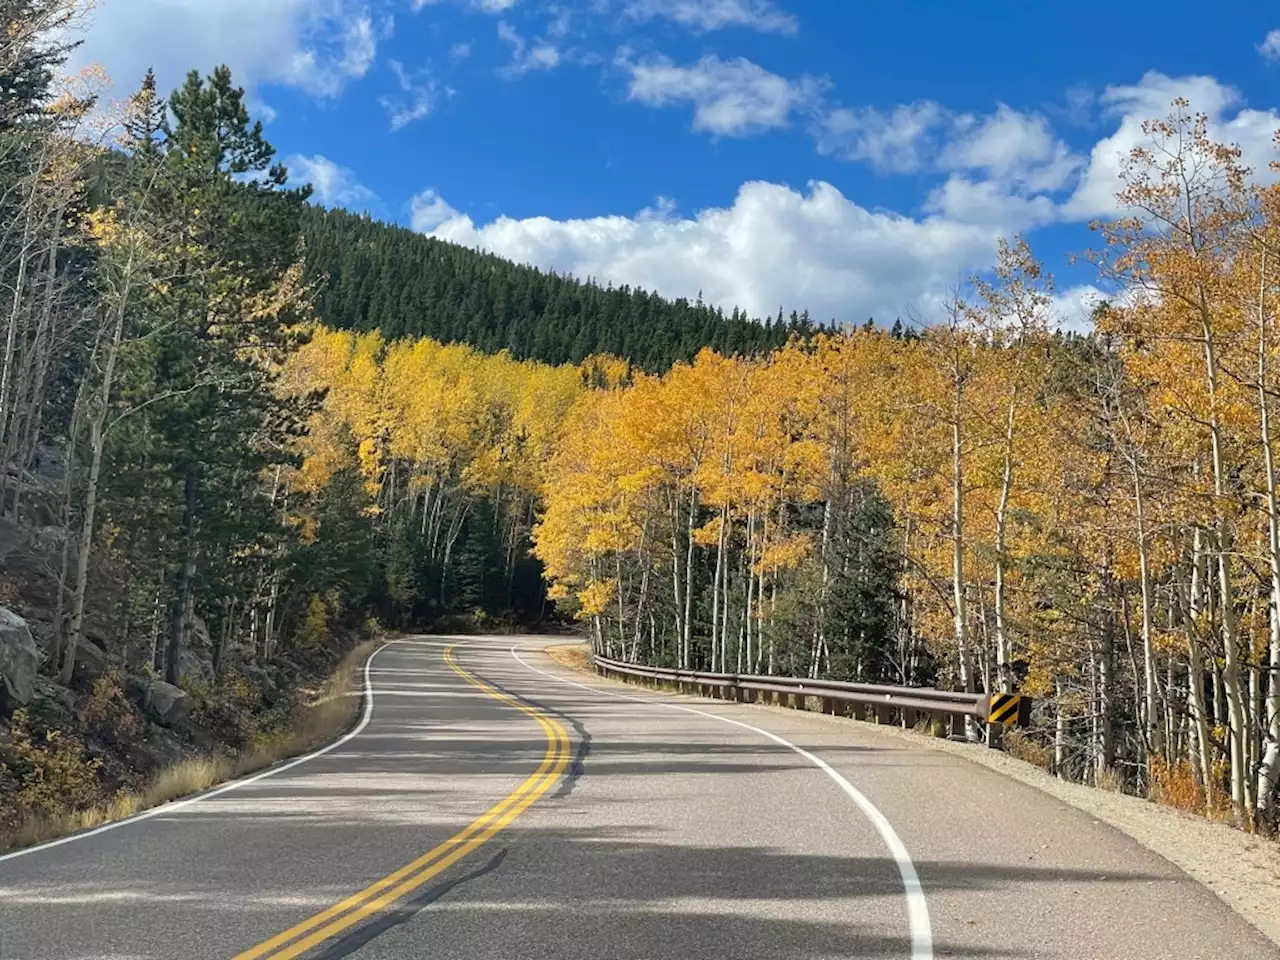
left=1002, top=728, right=1053, bottom=771
left=1, top=638, right=384, bottom=854
left=545, top=643, right=592, bottom=674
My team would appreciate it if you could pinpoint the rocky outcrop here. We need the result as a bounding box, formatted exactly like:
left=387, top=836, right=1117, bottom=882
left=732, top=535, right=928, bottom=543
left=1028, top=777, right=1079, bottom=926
left=0, top=606, right=39, bottom=711
left=73, top=638, right=109, bottom=682
left=148, top=680, right=191, bottom=726
left=177, top=647, right=214, bottom=686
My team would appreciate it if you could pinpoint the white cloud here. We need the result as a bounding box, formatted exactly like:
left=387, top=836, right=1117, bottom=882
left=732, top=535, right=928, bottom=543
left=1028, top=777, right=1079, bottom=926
left=70, top=0, right=379, bottom=100
left=816, top=100, right=1082, bottom=193
left=814, top=101, right=946, bottom=172
left=1051, top=284, right=1109, bottom=333
left=618, top=52, right=824, bottom=137
left=941, top=104, right=1082, bottom=192
left=924, top=176, right=1058, bottom=230
left=624, top=0, right=798, bottom=35
left=413, top=180, right=1005, bottom=324
left=410, top=189, right=463, bottom=232
left=287, top=154, right=378, bottom=208
left=451, top=42, right=473, bottom=58
left=381, top=59, right=438, bottom=130
left=1064, top=71, right=1280, bottom=220
left=1260, top=29, right=1280, bottom=62
left=497, top=21, right=561, bottom=77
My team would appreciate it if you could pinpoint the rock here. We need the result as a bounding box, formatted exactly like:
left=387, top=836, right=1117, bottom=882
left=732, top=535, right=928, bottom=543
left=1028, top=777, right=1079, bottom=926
left=177, top=647, right=214, bottom=686
left=127, top=721, right=186, bottom=772
left=148, top=680, right=191, bottom=726
left=0, top=518, right=30, bottom=561
left=191, top=615, right=211, bottom=650
left=28, top=675, right=77, bottom=730
left=73, top=638, right=109, bottom=682
left=240, top=664, right=280, bottom=706
left=0, top=606, right=39, bottom=711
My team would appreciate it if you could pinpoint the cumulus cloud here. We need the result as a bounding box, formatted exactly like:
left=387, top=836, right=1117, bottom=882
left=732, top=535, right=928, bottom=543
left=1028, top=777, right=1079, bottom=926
left=287, top=154, right=378, bottom=208
left=814, top=100, right=947, bottom=172
left=413, top=180, right=1003, bottom=324
left=816, top=99, right=1082, bottom=194
left=69, top=0, right=379, bottom=100
left=624, top=0, right=798, bottom=35
left=410, top=189, right=462, bottom=232
left=618, top=52, right=825, bottom=137
left=941, top=104, right=1082, bottom=192
left=1064, top=71, right=1280, bottom=220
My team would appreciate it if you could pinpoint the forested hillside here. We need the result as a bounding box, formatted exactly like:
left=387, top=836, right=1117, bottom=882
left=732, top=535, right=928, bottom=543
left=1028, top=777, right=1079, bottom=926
left=5, top=0, right=1280, bottom=856
left=301, top=206, right=809, bottom=371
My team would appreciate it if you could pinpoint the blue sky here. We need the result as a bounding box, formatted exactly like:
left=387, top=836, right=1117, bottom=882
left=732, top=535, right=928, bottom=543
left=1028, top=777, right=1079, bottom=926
left=71, top=1, right=1280, bottom=328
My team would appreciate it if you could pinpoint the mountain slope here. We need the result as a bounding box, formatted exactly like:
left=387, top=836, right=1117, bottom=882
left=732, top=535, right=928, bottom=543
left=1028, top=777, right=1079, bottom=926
left=301, top=206, right=812, bottom=371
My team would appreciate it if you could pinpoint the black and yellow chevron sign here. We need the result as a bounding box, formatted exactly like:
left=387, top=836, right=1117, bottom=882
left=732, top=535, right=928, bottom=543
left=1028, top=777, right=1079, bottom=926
left=988, top=693, right=1023, bottom=727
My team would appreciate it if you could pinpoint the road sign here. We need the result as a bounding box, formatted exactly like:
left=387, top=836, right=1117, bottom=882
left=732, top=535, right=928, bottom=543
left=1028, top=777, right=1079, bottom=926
left=988, top=693, right=1023, bottom=727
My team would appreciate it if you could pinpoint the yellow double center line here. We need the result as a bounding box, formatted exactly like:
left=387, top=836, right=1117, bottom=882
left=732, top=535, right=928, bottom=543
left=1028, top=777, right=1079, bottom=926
left=234, top=644, right=570, bottom=959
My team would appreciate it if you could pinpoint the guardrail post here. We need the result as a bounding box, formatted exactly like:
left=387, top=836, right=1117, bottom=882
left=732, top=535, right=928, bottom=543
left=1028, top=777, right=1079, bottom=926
left=874, top=703, right=891, bottom=725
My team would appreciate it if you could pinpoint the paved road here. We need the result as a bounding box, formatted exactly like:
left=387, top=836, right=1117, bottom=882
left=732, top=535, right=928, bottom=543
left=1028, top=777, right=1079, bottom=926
left=1, top=636, right=1275, bottom=959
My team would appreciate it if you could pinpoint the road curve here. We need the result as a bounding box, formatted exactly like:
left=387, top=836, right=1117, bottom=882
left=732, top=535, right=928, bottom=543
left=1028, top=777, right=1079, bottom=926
left=0, top=636, right=1274, bottom=960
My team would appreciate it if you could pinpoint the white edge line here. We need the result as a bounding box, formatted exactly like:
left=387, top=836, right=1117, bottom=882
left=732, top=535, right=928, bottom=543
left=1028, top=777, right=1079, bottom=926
left=0, top=639, right=412, bottom=865
left=509, top=642, right=934, bottom=960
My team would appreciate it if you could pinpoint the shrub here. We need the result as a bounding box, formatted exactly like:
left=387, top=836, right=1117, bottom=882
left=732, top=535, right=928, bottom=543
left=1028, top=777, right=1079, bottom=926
left=189, top=673, right=265, bottom=751
left=1002, top=728, right=1053, bottom=771
left=79, top=669, right=141, bottom=749
left=0, top=710, right=105, bottom=832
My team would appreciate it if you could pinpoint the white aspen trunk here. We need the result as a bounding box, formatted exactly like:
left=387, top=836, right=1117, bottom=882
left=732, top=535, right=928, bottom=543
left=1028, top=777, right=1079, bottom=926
left=743, top=508, right=756, bottom=678
left=0, top=217, right=31, bottom=483
left=615, top=550, right=626, bottom=655
left=1188, top=528, right=1216, bottom=808
left=719, top=514, right=732, bottom=673
left=994, top=383, right=1018, bottom=694
left=682, top=485, right=697, bottom=670
left=1133, top=464, right=1162, bottom=757
left=670, top=487, right=684, bottom=658
left=1256, top=248, right=1280, bottom=816
left=1201, top=307, right=1248, bottom=817
left=710, top=504, right=726, bottom=672
left=1055, top=676, right=1068, bottom=779
left=62, top=274, right=132, bottom=684
left=631, top=519, right=651, bottom=661
left=952, top=370, right=978, bottom=740
left=813, top=497, right=832, bottom=679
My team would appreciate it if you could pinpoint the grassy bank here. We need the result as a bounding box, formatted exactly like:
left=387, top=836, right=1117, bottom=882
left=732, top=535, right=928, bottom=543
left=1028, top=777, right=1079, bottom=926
left=1, top=638, right=385, bottom=854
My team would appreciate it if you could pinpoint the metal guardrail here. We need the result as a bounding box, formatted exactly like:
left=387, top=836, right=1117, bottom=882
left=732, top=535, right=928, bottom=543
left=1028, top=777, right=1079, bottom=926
left=592, top=654, right=1025, bottom=739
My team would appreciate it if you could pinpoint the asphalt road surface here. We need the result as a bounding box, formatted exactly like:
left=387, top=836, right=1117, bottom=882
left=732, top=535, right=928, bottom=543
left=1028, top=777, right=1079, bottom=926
left=1, top=636, right=1276, bottom=960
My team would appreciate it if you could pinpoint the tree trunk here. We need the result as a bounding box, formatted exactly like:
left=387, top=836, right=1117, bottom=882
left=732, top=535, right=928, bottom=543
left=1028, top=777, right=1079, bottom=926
left=165, top=464, right=198, bottom=686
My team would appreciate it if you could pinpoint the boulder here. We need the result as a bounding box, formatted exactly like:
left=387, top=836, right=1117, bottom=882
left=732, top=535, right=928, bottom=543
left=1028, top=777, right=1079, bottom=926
left=148, top=680, right=191, bottom=726
left=0, top=606, right=39, bottom=710
left=29, top=675, right=77, bottom=730
left=73, top=638, right=109, bottom=682
left=177, top=647, right=214, bottom=686
left=127, top=721, right=186, bottom=772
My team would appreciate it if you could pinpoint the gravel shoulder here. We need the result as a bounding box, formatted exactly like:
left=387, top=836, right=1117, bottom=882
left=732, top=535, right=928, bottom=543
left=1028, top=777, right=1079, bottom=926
left=543, top=641, right=1280, bottom=950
